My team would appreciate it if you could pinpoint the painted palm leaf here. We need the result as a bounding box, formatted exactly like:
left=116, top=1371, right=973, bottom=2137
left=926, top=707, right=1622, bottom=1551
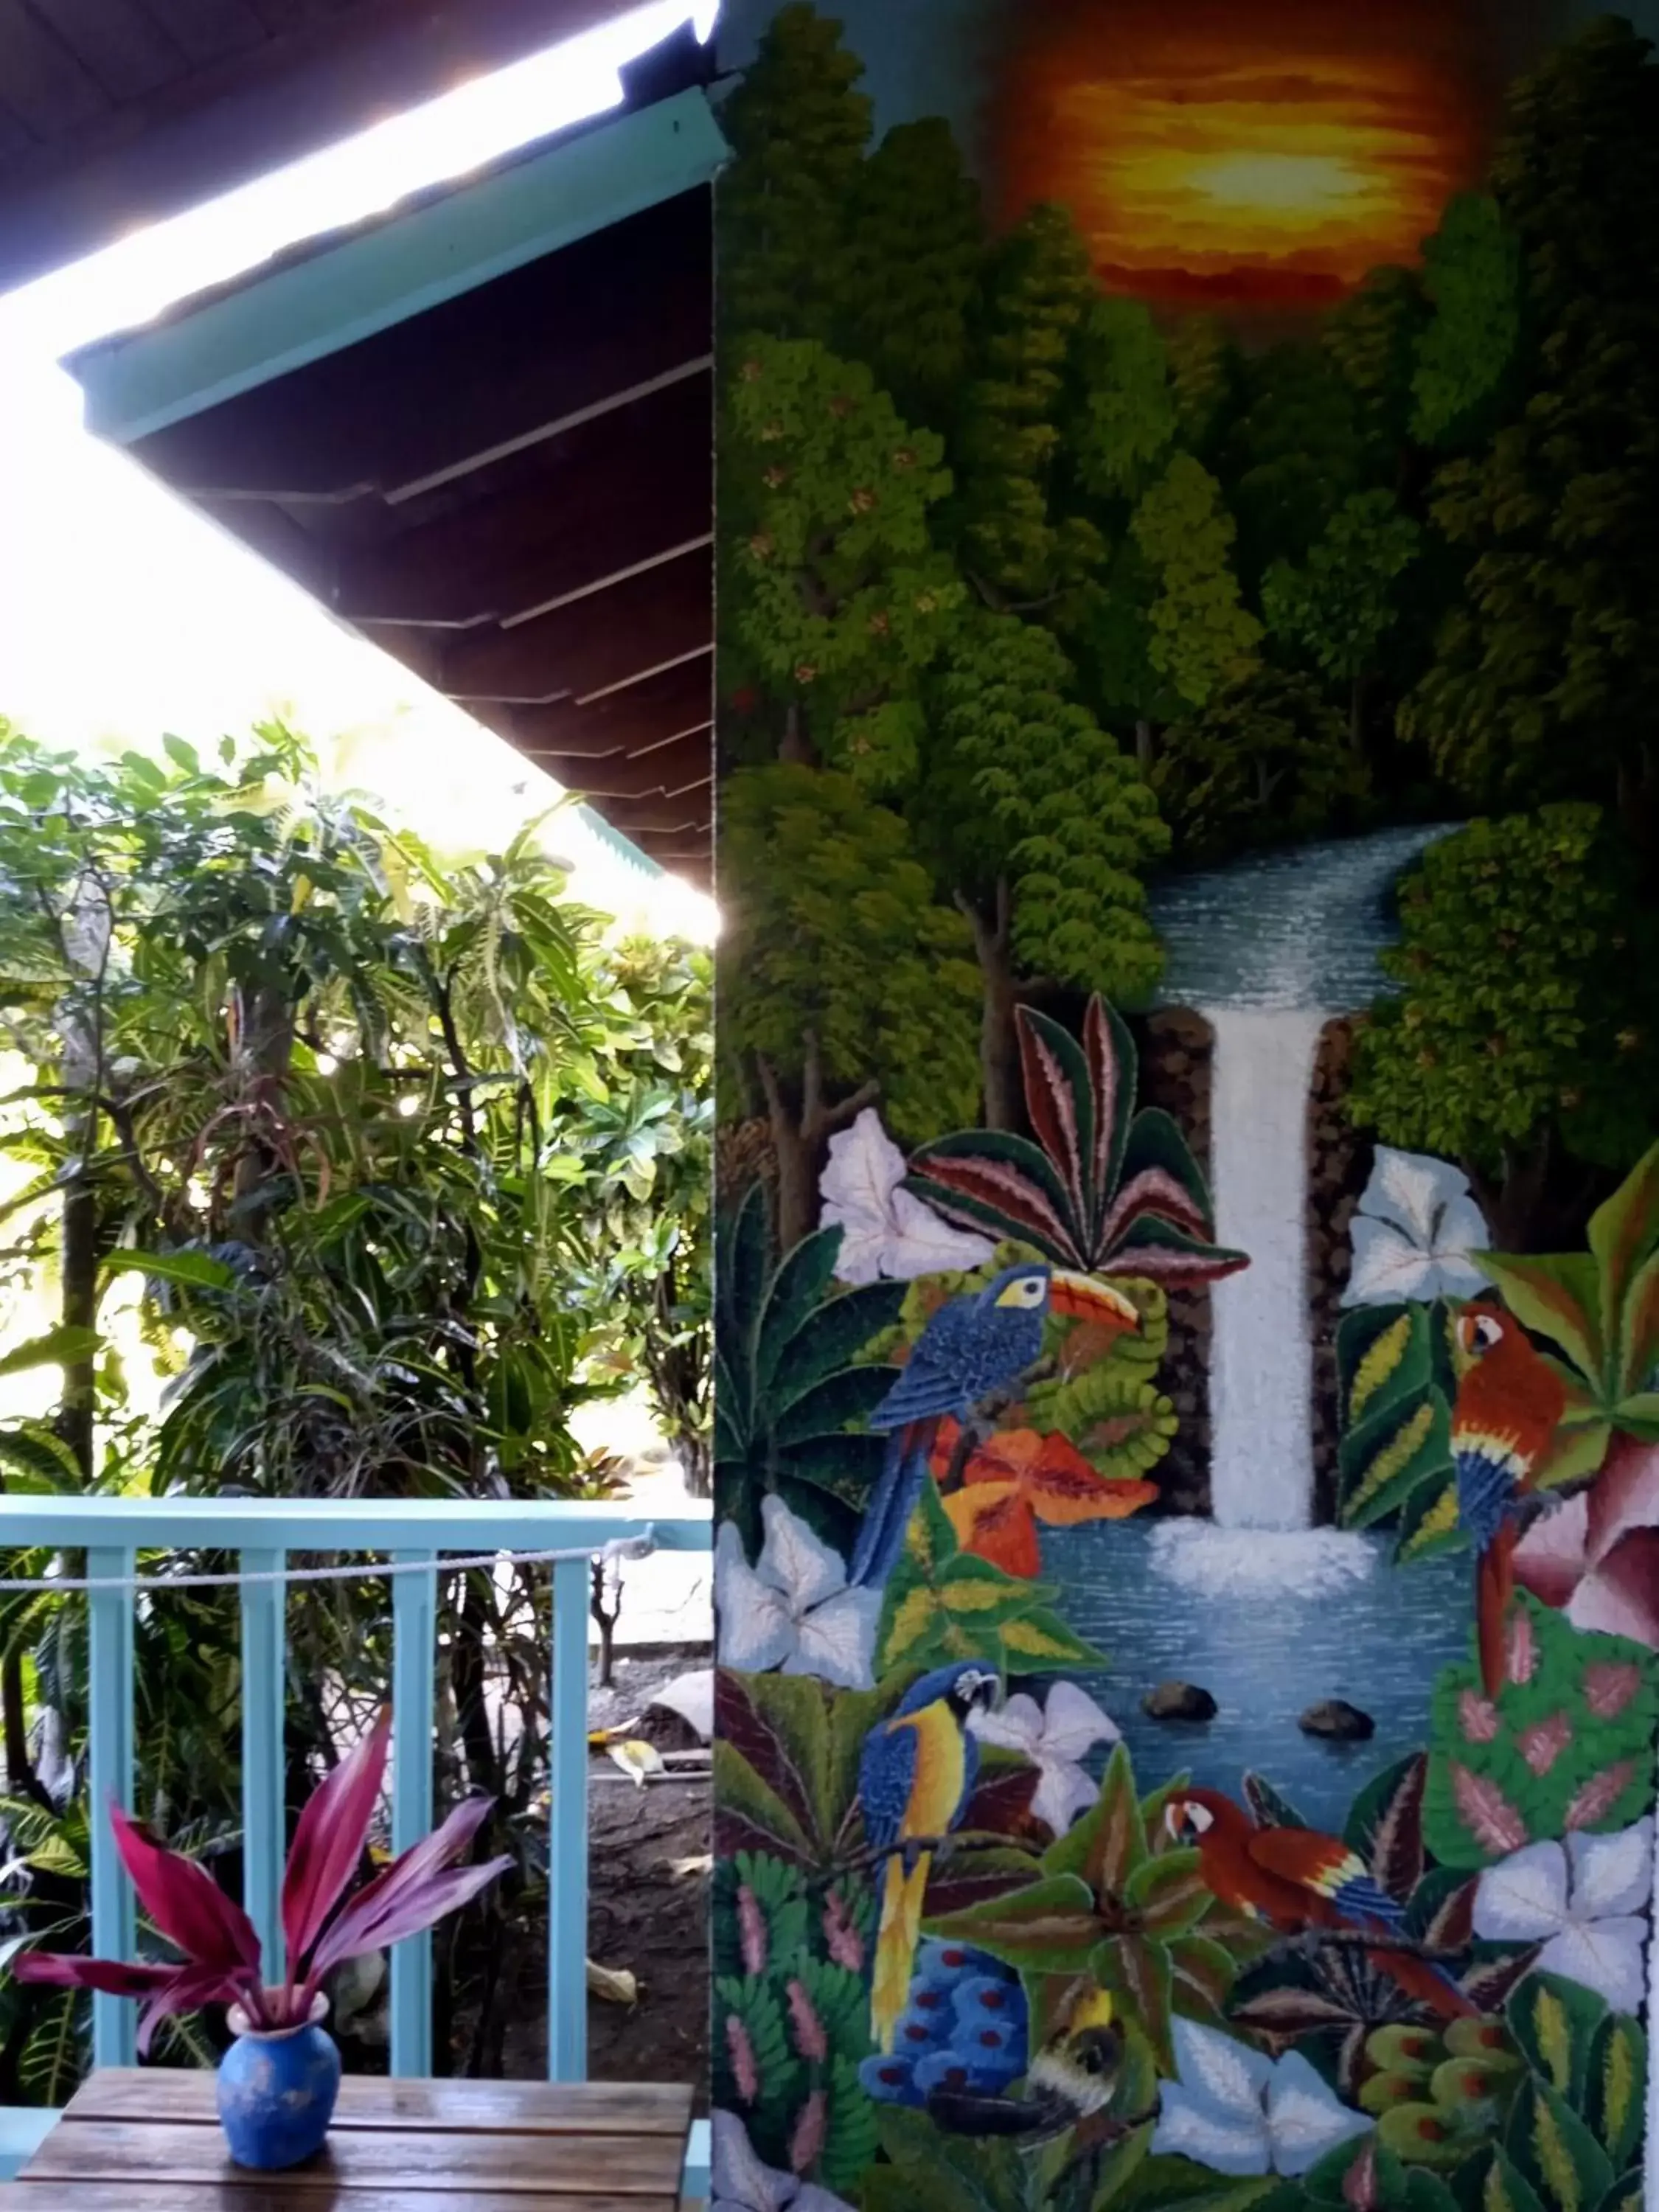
left=904, top=995, right=1247, bottom=1284
left=714, top=1181, right=905, bottom=1555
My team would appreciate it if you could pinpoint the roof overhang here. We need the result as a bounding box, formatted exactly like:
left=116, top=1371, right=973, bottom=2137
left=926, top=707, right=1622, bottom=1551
left=63, top=29, right=722, bottom=886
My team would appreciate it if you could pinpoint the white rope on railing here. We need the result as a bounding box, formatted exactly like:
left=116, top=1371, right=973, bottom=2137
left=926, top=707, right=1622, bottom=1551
left=0, top=1529, right=658, bottom=1595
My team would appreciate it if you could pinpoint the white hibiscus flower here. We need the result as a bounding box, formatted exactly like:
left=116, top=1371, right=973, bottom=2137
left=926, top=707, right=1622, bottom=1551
left=1472, top=1818, right=1653, bottom=2014
left=971, top=1682, right=1119, bottom=1835
left=818, top=1108, right=995, bottom=1285
left=1341, top=1146, right=1494, bottom=1308
left=714, top=1498, right=880, bottom=1689
left=1152, top=2019, right=1373, bottom=2178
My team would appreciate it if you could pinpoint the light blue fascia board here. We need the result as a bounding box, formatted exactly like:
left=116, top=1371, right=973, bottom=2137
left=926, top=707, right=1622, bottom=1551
left=577, top=803, right=667, bottom=879
left=0, top=1496, right=710, bottom=1551
left=70, top=88, right=728, bottom=448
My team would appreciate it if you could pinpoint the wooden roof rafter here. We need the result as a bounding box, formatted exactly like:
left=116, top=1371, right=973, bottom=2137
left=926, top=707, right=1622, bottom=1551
left=61, top=32, right=724, bottom=888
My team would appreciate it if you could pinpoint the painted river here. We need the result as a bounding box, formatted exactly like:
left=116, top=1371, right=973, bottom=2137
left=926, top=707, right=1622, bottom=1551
left=1039, top=1517, right=1470, bottom=1834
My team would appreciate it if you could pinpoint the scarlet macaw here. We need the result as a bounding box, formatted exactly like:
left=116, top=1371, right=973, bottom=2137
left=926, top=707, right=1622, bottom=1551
left=849, top=1262, right=1139, bottom=1589
left=1164, top=1787, right=1474, bottom=2021
left=859, top=1661, right=999, bottom=2053
left=1450, top=1303, right=1566, bottom=1697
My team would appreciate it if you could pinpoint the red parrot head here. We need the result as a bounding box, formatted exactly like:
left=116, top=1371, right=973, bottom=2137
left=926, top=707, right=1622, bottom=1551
left=1454, top=1304, right=1516, bottom=1363
left=1163, top=1786, right=1248, bottom=1848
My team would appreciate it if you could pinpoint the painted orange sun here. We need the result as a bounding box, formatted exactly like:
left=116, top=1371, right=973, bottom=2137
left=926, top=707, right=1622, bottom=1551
left=991, top=0, right=1491, bottom=310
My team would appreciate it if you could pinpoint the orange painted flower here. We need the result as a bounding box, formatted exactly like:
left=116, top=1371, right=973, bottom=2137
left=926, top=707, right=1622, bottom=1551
left=929, top=1421, right=1158, bottom=1577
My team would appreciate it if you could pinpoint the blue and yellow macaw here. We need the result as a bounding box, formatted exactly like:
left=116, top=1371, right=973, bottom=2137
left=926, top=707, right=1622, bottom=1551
left=858, top=1660, right=1000, bottom=2052
left=849, top=1262, right=1138, bottom=1590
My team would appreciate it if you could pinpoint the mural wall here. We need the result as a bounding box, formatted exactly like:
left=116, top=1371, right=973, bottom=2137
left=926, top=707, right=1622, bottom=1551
left=711, top=7, right=1659, bottom=2209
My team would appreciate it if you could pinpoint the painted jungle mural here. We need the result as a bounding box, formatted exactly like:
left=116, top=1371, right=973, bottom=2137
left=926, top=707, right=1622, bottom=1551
left=710, top=7, right=1659, bottom=2211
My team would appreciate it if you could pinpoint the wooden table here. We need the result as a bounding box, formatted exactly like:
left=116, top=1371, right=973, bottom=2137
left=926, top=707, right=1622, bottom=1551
left=0, top=2070, right=695, bottom=2209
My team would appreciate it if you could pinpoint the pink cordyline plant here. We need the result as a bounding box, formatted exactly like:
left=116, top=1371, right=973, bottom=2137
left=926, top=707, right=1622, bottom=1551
left=15, top=1706, right=509, bottom=2053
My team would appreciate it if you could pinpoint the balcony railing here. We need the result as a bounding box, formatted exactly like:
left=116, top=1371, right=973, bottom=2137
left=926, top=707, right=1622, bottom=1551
left=0, top=1495, right=714, bottom=2188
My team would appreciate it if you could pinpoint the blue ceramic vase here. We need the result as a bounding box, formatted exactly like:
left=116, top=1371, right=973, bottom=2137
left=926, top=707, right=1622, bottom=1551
left=216, top=1994, right=341, bottom=2171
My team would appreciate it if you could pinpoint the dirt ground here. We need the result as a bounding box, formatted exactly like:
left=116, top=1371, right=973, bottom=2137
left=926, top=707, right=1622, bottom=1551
left=499, top=1651, right=712, bottom=2100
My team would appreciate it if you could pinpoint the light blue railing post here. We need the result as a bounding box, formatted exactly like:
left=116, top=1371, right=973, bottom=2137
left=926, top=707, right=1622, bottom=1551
left=239, top=1547, right=286, bottom=1983
left=390, top=1549, right=437, bottom=2076
left=547, top=1554, right=590, bottom=2082
left=86, top=1545, right=136, bottom=2067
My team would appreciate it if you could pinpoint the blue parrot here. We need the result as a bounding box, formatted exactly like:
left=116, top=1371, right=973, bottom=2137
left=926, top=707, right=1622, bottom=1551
left=849, top=1262, right=1138, bottom=1590
left=858, top=1660, right=1000, bottom=2051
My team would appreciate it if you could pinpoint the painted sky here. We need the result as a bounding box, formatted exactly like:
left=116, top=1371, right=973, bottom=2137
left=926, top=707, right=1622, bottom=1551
left=990, top=0, right=1493, bottom=309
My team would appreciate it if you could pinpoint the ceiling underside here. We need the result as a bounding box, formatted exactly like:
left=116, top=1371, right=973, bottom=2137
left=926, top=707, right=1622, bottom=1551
left=0, top=0, right=647, bottom=294
left=61, top=39, right=717, bottom=886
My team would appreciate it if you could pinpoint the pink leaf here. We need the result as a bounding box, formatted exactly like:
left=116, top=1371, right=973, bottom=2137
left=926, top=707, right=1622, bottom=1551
left=737, top=1885, right=768, bottom=1977
left=823, top=1891, right=863, bottom=1972
left=1449, top=1764, right=1528, bottom=1854
left=1517, top=1713, right=1573, bottom=1776
left=282, top=1705, right=392, bottom=1978
left=911, top=1154, right=1077, bottom=1262
left=1564, top=1761, right=1636, bottom=1831
left=1506, top=1607, right=1537, bottom=1686
left=1082, top=997, right=1120, bottom=1219
left=1583, top=1661, right=1643, bottom=1719
left=1016, top=1012, right=1085, bottom=1220
left=1342, top=2140, right=1380, bottom=2211
left=787, top=1978, right=828, bottom=2062
left=789, top=2089, right=827, bottom=2175
left=310, top=1851, right=509, bottom=1977
left=1099, top=1168, right=1210, bottom=1252
left=11, top=1952, right=177, bottom=1997
left=1458, top=1689, right=1500, bottom=1744
left=110, top=1803, right=262, bottom=1975
left=136, top=1964, right=241, bottom=2058
left=726, top=2012, right=759, bottom=2103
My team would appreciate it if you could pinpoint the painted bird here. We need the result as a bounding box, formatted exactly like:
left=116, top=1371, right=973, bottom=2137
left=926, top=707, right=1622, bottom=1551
left=1450, top=1302, right=1567, bottom=1698
left=926, top=1980, right=1124, bottom=2142
left=859, top=1661, right=999, bottom=2053
left=1164, top=1787, right=1474, bottom=2021
left=849, top=1262, right=1140, bottom=1589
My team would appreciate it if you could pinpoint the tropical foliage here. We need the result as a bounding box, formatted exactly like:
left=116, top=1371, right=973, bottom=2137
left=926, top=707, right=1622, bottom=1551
left=905, top=997, right=1246, bottom=1284
left=0, top=727, right=709, bottom=2098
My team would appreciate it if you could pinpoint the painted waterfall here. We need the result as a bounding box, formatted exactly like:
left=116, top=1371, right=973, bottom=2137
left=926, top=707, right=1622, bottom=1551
left=712, top=6, right=1659, bottom=2210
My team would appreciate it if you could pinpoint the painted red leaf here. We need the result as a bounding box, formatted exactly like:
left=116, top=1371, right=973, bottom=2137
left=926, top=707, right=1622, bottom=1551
left=1583, top=1661, right=1642, bottom=1719
left=1449, top=1764, right=1528, bottom=1854
left=1368, top=1753, right=1426, bottom=1900
left=1082, top=996, right=1119, bottom=1218
left=1458, top=1689, right=1500, bottom=1743
left=1517, top=1713, right=1573, bottom=1776
left=1506, top=1607, right=1537, bottom=1686
left=1099, top=1168, right=1210, bottom=1252
left=1017, top=1011, right=1086, bottom=1220
left=1564, top=1761, right=1636, bottom=1831
left=910, top=1154, right=1077, bottom=1261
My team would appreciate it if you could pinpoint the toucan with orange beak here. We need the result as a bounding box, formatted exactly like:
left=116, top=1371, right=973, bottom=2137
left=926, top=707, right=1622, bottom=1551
left=849, top=1262, right=1139, bottom=1589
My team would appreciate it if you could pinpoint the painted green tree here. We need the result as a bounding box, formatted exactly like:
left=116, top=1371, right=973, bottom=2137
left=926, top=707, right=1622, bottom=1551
left=840, top=118, right=983, bottom=434
left=917, top=613, right=1168, bottom=1124
left=1129, top=453, right=1262, bottom=723
left=722, top=334, right=961, bottom=781
left=1410, top=192, right=1523, bottom=449
left=1154, top=670, right=1361, bottom=865
left=950, top=202, right=1104, bottom=609
left=720, top=763, right=980, bottom=1249
left=1348, top=804, right=1659, bottom=1247
left=717, top=1, right=870, bottom=343
left=1262, top=489, right=1422, bottom=757
left=1324, top=263, right=1427, bottom=476
left=1403, top=21, right=1659, bottom=844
